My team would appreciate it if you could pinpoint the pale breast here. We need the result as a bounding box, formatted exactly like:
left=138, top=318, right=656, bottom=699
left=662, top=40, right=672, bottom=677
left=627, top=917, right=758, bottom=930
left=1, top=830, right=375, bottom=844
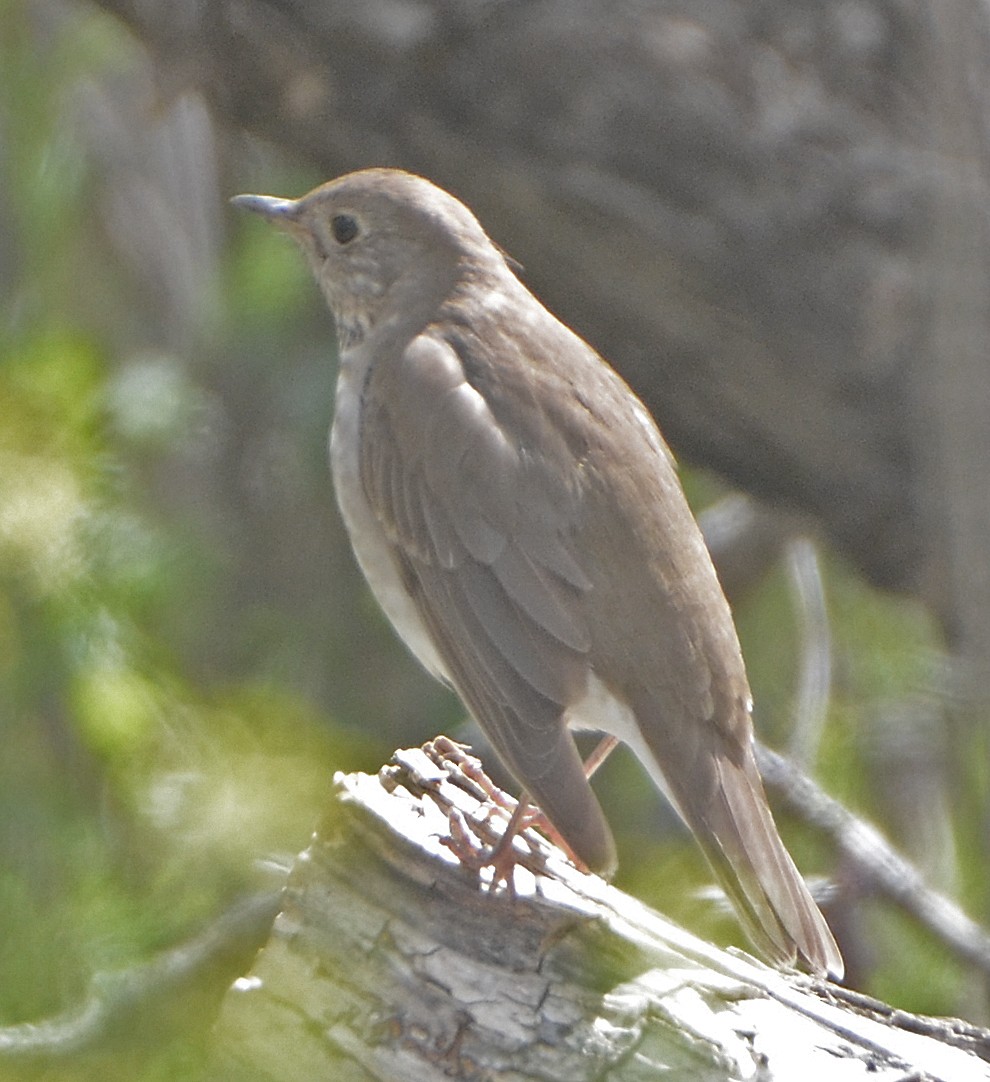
left=329, top=350, right=449, bottom=682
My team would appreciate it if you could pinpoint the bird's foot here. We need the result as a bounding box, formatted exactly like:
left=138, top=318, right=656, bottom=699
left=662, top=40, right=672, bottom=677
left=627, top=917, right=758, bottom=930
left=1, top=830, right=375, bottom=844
left=422, top=738, right=554, bottom=888
left=440, top=793, right=547, bottom=894
left=421, top=736, right=589, bottom=888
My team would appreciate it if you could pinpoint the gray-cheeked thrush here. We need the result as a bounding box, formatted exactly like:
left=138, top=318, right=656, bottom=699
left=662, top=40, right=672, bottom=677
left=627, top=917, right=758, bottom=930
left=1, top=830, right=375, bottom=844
left=232, top=169, right=842, bottom=979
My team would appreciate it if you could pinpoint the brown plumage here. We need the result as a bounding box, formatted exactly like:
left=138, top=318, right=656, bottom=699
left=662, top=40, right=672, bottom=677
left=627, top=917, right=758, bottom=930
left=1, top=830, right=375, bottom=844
left=232, top=169, right=843, bottom=978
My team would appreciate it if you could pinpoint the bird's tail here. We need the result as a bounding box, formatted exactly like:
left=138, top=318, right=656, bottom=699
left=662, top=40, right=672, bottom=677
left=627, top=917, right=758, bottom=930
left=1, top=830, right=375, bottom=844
left=686, top=749, right=843, bottom=979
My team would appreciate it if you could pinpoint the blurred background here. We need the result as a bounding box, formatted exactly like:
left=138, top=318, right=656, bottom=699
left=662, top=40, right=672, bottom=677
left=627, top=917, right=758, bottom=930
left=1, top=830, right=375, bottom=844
left=3, top=0, right=990, bottom=1076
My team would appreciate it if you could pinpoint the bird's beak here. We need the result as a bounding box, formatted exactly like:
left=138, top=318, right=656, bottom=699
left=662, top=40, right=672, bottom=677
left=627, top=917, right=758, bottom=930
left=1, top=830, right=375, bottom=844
left=230, top=193, right=301, bottom=230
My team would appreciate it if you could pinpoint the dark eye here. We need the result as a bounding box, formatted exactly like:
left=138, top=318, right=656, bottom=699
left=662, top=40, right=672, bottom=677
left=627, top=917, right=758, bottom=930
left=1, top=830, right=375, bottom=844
left=331, top=214, right=359, bottom=244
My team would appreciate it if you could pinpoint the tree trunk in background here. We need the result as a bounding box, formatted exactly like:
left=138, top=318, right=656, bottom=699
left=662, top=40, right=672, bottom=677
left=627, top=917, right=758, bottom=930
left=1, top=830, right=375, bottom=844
left=924, top=0, right=990, bottom=932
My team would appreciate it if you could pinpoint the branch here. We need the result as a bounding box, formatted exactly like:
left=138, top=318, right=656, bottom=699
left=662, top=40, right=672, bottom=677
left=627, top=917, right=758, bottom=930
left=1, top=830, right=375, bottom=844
left=0, top=890, right=281, bottom=1064
left=758, top=743, right=990, bottom=976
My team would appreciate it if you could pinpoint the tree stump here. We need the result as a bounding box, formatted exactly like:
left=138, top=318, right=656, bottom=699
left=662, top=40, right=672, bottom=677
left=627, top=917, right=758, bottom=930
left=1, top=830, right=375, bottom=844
left=209, top=739, right=990, bottom=1081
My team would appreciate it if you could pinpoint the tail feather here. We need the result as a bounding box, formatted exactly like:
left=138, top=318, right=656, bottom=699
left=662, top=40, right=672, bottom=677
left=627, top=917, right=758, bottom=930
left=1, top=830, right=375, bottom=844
left=692, top=752, right=843, bottom=978
left=582, top=683, right=843, bottom=977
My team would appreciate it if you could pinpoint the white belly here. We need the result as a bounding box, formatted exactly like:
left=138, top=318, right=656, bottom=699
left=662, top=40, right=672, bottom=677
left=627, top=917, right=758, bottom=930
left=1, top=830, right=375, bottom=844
left=569, top=672, right=684, bottom=820
left=329, top=355, right=448, bottom=681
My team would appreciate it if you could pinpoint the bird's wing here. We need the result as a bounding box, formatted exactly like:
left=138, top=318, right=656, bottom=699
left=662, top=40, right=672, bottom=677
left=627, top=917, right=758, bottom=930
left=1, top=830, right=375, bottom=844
left=359, top=332, right=616, bottom=873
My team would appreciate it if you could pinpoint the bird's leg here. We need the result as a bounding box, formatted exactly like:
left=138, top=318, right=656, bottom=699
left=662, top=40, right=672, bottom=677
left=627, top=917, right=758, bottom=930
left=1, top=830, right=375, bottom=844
left=507, top=736, right=621, bottom=868
left=583, top=734, right=620, bottom=779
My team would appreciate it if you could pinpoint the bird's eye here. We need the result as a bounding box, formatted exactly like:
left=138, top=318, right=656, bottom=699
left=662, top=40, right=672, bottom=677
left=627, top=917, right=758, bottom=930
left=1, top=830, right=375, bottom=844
left=331, top=214, right=359, bottom=244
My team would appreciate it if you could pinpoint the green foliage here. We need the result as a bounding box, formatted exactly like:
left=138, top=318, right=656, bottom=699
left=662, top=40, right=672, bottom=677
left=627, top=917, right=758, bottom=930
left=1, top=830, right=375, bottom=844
left=867, top=902, right=969, bottom=1019
left=226, top=219, right=313, bottom=331
left=0, top=4, right=366, bottom=1076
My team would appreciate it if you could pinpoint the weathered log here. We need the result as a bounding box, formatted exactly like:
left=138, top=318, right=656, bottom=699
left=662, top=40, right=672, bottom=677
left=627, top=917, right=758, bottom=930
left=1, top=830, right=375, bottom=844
left=210, top=740, right=990, bottom=1081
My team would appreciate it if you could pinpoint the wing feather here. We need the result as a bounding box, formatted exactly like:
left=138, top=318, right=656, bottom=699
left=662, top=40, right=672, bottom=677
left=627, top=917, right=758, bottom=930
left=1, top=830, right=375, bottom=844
left=358, top=332, right=616, bottom=873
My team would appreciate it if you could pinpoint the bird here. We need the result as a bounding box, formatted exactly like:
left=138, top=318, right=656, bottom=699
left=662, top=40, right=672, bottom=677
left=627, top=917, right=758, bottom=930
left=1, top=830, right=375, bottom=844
left=232, top=168, right=843, bottom=978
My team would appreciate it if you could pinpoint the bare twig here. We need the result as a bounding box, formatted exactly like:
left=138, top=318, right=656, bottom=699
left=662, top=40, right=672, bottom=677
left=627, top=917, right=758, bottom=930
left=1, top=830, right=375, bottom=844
left=785, top=536, right=833, bottom=770
left=758, top=743, right=990, bottom=976
left=0, top=890, right=281, bottom=1063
